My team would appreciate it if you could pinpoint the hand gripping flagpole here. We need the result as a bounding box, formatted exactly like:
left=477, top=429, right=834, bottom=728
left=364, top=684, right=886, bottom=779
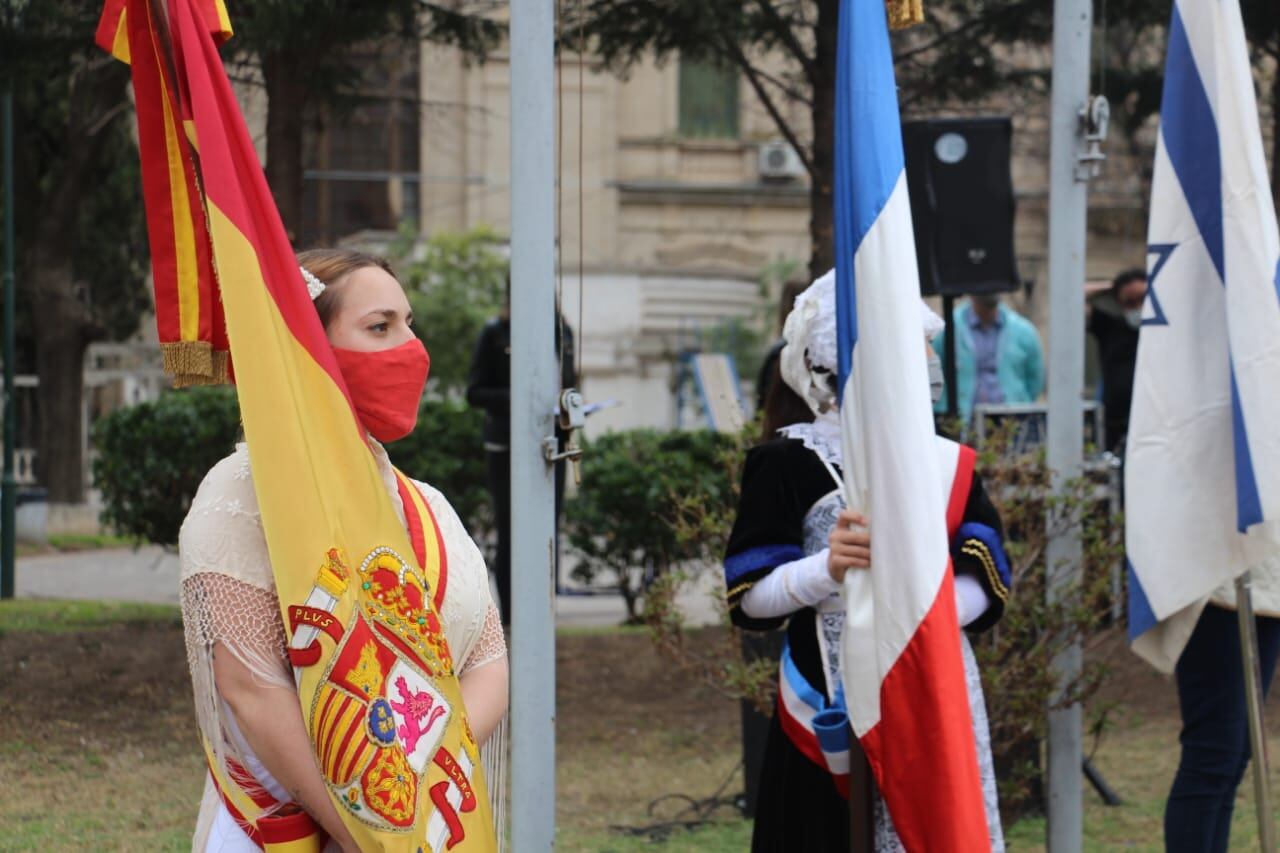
left=1235, top=572, right=1276, bottom=851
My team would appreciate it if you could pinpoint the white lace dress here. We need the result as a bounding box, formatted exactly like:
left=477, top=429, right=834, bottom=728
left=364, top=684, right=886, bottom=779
left=179, top=442, right=506, bottom=852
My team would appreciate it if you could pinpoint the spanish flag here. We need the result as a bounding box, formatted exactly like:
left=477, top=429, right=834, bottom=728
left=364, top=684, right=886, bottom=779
left=97, top=1, right=496, bottom=849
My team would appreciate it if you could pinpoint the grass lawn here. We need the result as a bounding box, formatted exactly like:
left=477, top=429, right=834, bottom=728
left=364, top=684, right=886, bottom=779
left=16, top=533, right=145, bottom=559
left=3, top=599, right=1280, bottom=851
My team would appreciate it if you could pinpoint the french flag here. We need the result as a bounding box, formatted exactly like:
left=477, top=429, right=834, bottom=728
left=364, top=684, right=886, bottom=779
left=833, top=0, right=990, bottom=849
left=1126, top=0, right=1280, bottom=672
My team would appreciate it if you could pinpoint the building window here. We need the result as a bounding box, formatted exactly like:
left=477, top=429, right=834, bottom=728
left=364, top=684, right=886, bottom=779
left=301, top=42, right=420, bottom=245
left=678, top=57, right=739, bottom=139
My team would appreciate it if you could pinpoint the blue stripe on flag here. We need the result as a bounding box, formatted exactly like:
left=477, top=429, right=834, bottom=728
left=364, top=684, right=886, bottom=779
left=1230, top=371, right=1264, bottom=531
left=1162, top=5, right=1224, bottom=282
left=1127, top=558, right=1158, bottom=641
left=833, top=0, right=906, bottom=395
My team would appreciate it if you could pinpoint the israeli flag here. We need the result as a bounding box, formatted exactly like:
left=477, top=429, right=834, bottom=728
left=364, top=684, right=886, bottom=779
left=1126, top=0, right=1280, bottom=672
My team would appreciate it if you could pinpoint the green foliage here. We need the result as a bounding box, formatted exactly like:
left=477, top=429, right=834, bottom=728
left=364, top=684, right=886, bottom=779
left=1, top=1, right=151, bottom=365
left=565, top=429, right=738, bottom=619
left=694, top=318, right=768, bottom=397
left=385, top=397, right=491, bottom=538
left=91, top=388, right=242, bottom=547
left=969, top=426, right=1123, bottom=820
left=92, top=386, right=490, bottom=547
left=394, top=226, right=508, bottom=396
left=223, top=0, right=502, bottom=96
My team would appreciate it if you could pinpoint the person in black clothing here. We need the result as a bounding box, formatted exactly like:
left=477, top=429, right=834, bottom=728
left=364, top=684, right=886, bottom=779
left=466, top=296, right=577, bottom=625
left=1088, top=268, right=1147, bottom=453
left=725, top=273, right=1009, bottom=851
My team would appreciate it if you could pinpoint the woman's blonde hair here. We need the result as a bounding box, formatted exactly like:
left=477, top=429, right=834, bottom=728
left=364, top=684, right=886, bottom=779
left=296, top=248, right=399, bottom=329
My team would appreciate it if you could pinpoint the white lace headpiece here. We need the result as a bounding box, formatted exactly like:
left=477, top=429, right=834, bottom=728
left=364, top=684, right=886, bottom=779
left=300, top=266, right=327, bottom=300
left=779, top=268, right=948, bottom=417
left=780, top=270, right=838, bottom=416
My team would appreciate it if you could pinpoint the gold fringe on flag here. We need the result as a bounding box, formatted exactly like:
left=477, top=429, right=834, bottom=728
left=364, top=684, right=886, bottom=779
left=887, top=0, right=924, bottom=29
left=162, top=340, right=230, bottom=387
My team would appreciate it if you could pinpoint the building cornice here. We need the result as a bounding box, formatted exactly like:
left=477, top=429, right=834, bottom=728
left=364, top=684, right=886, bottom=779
left=614, top=179, right=810, bottom=208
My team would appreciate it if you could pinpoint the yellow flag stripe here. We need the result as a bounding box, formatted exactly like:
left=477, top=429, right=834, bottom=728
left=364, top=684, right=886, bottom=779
left=149, top=51, right=201, bottom=343
left=110, top=10, right=130, bottom=62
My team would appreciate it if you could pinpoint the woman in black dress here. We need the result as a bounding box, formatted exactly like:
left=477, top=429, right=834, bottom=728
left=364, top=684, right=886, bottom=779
left=725, top=273, right=1011, bottom=852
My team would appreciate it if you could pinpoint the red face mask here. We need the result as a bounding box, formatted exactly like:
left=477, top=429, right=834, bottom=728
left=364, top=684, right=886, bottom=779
left=332, top=338, right=430, bottom=443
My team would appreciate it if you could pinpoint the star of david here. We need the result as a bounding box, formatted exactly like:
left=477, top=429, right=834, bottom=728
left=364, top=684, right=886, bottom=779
left=1143, top=242, right=1176, bottom=327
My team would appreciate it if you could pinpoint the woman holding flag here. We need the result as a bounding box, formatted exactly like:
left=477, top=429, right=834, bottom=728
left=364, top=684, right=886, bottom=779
left=724, top=272, right=1010, bottom=851
left=179, top=249, right=508, bottom=851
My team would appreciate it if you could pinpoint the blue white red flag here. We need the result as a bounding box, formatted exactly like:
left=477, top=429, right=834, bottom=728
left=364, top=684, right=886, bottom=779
left=833, top=0, right=990, bottom=847
left=1126, top=0, right=1280, bottom=672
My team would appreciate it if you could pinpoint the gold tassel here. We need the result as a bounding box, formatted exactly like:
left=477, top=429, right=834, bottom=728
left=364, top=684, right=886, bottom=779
left=887, top=0, right=924, bottom=29
left=162, top=341, right=231, bottom=387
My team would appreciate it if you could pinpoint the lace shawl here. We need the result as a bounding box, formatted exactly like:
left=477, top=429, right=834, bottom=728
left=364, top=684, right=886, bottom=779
left=179, top=442, right=506, bottom=849
left=777, top=412, right=843, bottom=468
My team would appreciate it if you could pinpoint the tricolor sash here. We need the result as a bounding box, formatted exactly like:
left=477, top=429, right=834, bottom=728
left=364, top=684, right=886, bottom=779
left=777, top=642, right=853, bottom=798
left=776, top=437, right=975, bottom=794
left=203, top=741, right=326, bottom=852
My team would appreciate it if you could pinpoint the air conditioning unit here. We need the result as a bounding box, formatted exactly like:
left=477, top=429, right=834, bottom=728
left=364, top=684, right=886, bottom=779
left=758, top=140, right=805, bottom=181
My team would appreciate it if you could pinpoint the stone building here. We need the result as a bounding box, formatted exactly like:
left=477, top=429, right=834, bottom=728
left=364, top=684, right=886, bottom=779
left=292, top=37, right=1274, bottom=435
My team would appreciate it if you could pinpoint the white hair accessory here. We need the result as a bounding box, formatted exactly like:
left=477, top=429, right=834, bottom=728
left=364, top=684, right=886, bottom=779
left=300, top=266, right=327, bottom=300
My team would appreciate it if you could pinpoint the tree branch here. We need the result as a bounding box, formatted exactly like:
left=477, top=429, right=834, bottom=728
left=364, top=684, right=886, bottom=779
left=743, top=62, right=812, bottom=107
left=750, top=0, right=816, bottom=79
left=719, top=35, right=813, bottom=174
left=892, top=16, right=989, bottom=64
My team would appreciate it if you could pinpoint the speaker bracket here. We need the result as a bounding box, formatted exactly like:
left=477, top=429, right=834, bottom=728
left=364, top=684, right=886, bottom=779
left=1075, top=95, right=1111, bottom=182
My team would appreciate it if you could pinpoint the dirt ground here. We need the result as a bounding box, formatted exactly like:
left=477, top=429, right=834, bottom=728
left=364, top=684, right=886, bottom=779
left=0, top=619, right=744, bottom=851
left=5, top=614, right=1280, bottom=852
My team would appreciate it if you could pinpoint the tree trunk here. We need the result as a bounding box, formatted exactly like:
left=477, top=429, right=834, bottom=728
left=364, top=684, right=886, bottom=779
left=808, top=0, right=840, bottom=281
left=21, top=62, right=125, bottom=503
left=27, top=236, right=93, bottom=503
left=262, top=54, right=309, bottom=242
left=33, top=320, right=90, bottom=504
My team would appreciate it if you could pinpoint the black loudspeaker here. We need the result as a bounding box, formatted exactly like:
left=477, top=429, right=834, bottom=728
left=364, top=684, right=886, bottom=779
left=902, top=117, right=1020, bottom=296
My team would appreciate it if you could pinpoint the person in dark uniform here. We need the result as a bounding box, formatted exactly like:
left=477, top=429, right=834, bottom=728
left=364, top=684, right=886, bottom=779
left=466, top=290, right=577, bottom=625
left=1087, top=268, right=1147, bottom=454
left=725, top=273, right=1010, bottom=852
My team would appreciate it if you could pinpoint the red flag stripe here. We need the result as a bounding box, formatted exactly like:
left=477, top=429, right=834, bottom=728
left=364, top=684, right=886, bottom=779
left=860, top=568, right=989, bottom=852
left=165, top=0, right=353, bottom=407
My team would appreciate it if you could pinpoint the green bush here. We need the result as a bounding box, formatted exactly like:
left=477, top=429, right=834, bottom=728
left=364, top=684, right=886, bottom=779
left=385, top=398, right=491, bottom=540
left=393, top=226, right=507, bottom=396
left=565, top=428, right=737, bottom=619
left=92, top=387, right=241, bottom=546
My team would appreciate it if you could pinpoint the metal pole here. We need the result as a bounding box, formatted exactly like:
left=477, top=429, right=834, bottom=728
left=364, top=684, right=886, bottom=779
left=1, top=88, right=15, bottom=601
left=1235, top=572, right=1276, bottom=851
left=1045, top=0, right=1092, bottom=847
left=508, top=0, right=558, bottom=847
left=942, top=293, right=958, bottom=423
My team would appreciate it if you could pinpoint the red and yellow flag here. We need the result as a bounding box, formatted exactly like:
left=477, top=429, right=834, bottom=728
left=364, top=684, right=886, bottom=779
left=98, top=1, right=496, bottom=849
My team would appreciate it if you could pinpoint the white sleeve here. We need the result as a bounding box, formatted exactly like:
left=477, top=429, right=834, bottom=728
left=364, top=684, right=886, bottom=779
left=954, top=573, right=991, bottom=628
left=740, top=550, right=842, bottom=619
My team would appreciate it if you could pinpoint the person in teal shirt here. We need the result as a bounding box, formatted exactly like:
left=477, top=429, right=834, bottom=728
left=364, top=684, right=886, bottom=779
left=932, top=294, right=1045, bottom=421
